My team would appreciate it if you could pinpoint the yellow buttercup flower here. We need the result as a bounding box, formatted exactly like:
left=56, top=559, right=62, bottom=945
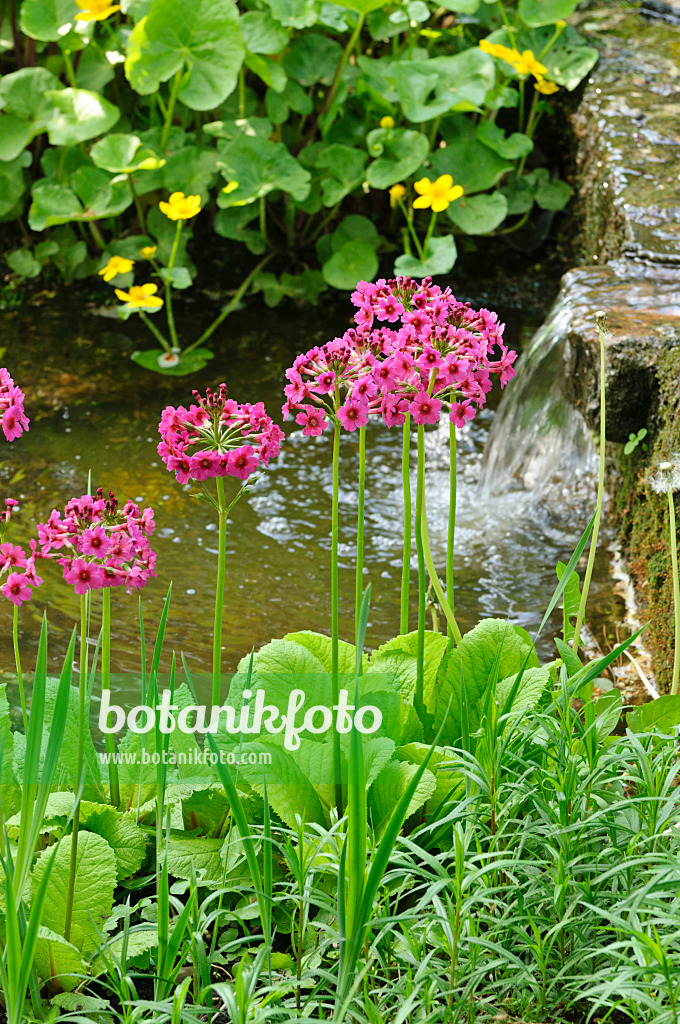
left=115, top=283, right=163, bottom=310
left=534, top=76, right=559, bottom=94
left=98, top=255, right=134, bottom=282
left=479, top=38, right=520, bottom=66
left=389, top=183, right=407, bottom=207
left=158, top=192, right=201, bottom=221
left=75, top=0, right=121, bottom=21
left=140, top=245, right=157, bottom=259
left=512, top=49, right=547, bottom=78
left=413, top=175, right=463, bottom=213
left=380, top=116, right=395, bottom=129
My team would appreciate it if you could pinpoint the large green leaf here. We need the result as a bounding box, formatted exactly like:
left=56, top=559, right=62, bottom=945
left=28, top=168, right=133, bottom=230
left=330, top=0, right=386, bottom=11
left=44, top=89, right=120, bottom=146
left=432, top=117, right=512, bottom=194
left=231, top=741, right=328, bottom=827
left=32, top=832, right=116, bottom=955
left=241, top=10, right=290, bottom=53
left=518, top=0, right=579, bottom=26
left=365, top=127, right=429, bottom=189
left=283, top=33, right=343, bottom=86
left=34, top=929, right=87, bottom=993
left=217, top=135, right=311, bottom=205
left=391, top=49, right=495, bottom=121
left=367, top=631, right=448, bottom=704
left=314, top=144, right=367, bottom=206
left=90, top=133, right=165, bottom=173
left=162, top=145, right=219, bottom=203
left=477, top=122, right=533, bottom=160
left=394, top=234, right=457, bottom=277
left=446, top=191, right=508, bottom=234
left=20, top=0, right=79, bottom=41
left=0, top=68, right=62, bottom=160
left=284, top=630, right=360, bottom=679
left=368, top=760, right=436, bottom=837
left=322, top=240, right=378, bottom=290
left=0, top=152, right=30, bottom=216
left=398, top=742, right=464, bottom=811
left=125, top=0, right=245, bottom=110
left=81, top=806, right=147, bottom=880
left=429, top=618, right=538, bottom=744
left=160, top=833, right=226, bottom=884
left=628, top=695, right=680, bottom=735
left=263, top=0, right=319, bottom=27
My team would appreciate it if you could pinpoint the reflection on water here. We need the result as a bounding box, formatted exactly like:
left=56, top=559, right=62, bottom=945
left=1, top=295, right=624, bottom=707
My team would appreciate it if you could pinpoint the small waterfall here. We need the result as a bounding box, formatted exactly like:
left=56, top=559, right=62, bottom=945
left=478, top=290, right=598, bottom=508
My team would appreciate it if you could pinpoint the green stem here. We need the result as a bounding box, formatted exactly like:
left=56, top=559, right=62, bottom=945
left=102, top=588, right=120, bottom=807
left=160, top=67, right=183, bottom=153
left=447, top=420, right=457, bottom=647
left=12, top=604, right=27, bottom=733
left=400, top=415, right=412, bottom=636
left=518, top=79, right=525, bottom=135
left=88, top=221, right=106, bottom=251
left=212, top=477, right=228, bottom=708
left=139, top=310, right=173, bottom=353
left=259, top=196, right=267, bottom=246
left=130, top=177, right=147, bottom=235
left=323, top=12, right=365, bottom=122
left=423, top=210, right=438, bottom=256
left=398, top=199, right=425, bottom=260
left=183, top=255, right=272, bottom=355
left=414, top=425, right=426, bottom=721
left=572, top=312, right=607, bottom=651
left=669, top=490, right=680, bottom=696
left=61, top=49, right=77, bottom=88
left=238, top=66, right=246, bottom=119
left=163, top=220, right=182, bottom=350
left=64, top=594, right=88, bottom=943
left=355, top=425, right=366, bottom=653
left=421, top=488, right=462, bottom=645
left=331, top=417, right=343, bottom=819
left=495, top=0, right=517, bottom=49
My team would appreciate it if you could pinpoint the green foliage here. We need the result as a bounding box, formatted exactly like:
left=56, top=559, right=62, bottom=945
left=0, top=0, right=593, bottom=324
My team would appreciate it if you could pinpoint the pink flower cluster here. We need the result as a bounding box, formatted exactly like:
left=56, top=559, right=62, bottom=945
left=37, top=489, right=157, bottom=595
left=158, top=384, right=284, bottom=485
left=0, top=499, right=43, bottom=606
left=1, top=368, right=29, bottom=442
left=282, top=276, right=517, bottom=433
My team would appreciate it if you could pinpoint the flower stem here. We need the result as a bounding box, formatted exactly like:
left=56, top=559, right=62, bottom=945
left=668, top=489, right=680, bottom=696
left=414, top=425, right=427, bottom=721
left=355, top=424, right=366, bottom=653
left=421, top=488, right=462, bottom=645
left=183, top=255, right=272, bottom=355
left=212, top=476, right=228, bottom=708
left=398, top=199, right=425, bottom=260
left=163, top=220, right=182, bottom=350
left=423, top=210, right=438, bottom=256
left=102, top=588, right=120, bottom=807
left=12, top=604, right=27, bottom=733
left=64, top=593, right=89, bottom=943
left=139, top=310, right=172, bottom=353
left=331, top=417, right=343, bottom=818
left=160, top=66, right=183, bottom=153
left=324, top=12, right=365, bottom=122
left=400, top=414, right=412, bottom=635
left=572, top=312, right=608, bottom=651
left=447, top=420, right=457, bottom=647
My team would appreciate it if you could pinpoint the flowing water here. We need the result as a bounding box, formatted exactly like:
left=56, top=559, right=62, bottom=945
left=0, top=286, right=625, bottom=708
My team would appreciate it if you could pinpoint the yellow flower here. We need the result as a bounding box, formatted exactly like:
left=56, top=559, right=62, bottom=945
left=413, top=175, right=463, bottom=213
left=534, top=76, right=559, bottom=94
left=75, top=0, right=121, bottom=21
left=98, top=255, right=134, bottom=282
left=139, top=245, right=157, bottom=259
left=389, top=183, right=407, bottom=207
left=556, top=18, right=567, bottom=29
left=479, top=38, right=521, bottom=66
left=512, top=49, right=547, bottom=78
left=158, top=192, right=202, bottom=221
left=380, top=116, right=395, bottom=129
left=115, top=283, right=163, bottom=310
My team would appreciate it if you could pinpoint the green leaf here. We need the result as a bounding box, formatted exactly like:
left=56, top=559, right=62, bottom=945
left=217, top=135, right=311, bottom=205
left=368, top=631, right=448, bottom=704
left=394, top=234, right=457, bottom=277
left=91, top=928, right=159, bottom=977
left=518, top=0, right=579, bottom=26
left=284, top=631, right=360, bottom=678
left=477, top=122, right=534, bottom=159
left=330, top=0, right=386, bottom=12
left=556, top=559, right=580, bottom=641
left=0, top=68, right=62, bottom=159
left=214, top=206, right=265, bottom=254
left=130, top=348, right=214, bottom=375
left=251, top=269, right=327, bottom=305
left=283, top=33, right=343, bottom=86
left=398, top=742, right=464, bottom=811
left=368, top=760, right=436, bottom=837
left=162, top=145, right=219, bottom=203
left=90, top=133, right=165, bottom=173
left=20, top=0, right=79, bottom=41
left=330, top=213, right=380, bottom=252
left=439, top=0, right=479, bottom=11
left=230, top=741, right=328, bottom=828
left=391, top=49, right=495, bottom=121
left=263, top=0, right=319, bottom=27
left=322, top=240, right=378, bottom=290
left=534, top=170, right=571, bottom=211
left=81, top=806, right=147, bottom=880
left=366, top=127, right=430, bottom=189
left=125, top=0, right=245, bottom=111
left=44, top=89, right=120, bottom=146
left=6, top=248, right=42, bottom=278
left=433, top=117, right=512, bottom=194
left=627, top=695, right=680, bottom=735
left=430, top=618, right=535, bottom=744
left=446, top=191, right=508, bottom=234
left=244, top=52, right=287, bottom=92
left=160, top=833, right=225, bottom=884
left=32, top=832, right=117, bottom=955
left=241, top=10, right=290, bottom=53
left=34, top=929, right=87, bottom=993
left=0, top=152, right=29, bottom=216
left=495, top=665, right=551, bottom=717
left=314, top=145, right=367, bottom=206
left=500, top=172, right=535, bottom=214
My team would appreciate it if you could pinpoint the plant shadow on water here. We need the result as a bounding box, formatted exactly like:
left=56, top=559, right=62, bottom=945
left=1, top=289, right=624, bottom=709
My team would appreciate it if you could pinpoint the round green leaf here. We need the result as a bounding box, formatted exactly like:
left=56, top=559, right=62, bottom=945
left=394, top=234, right=457, bottom=277
left=125, top=0, right=245, bottom=111
left=217, top=135, right=311, bottom=205
left=283, top=34, right=343, bottom=87
left=44, top=88, right=120, bottom=146
left=365, top=128, right=430, bottom=189
left=90, top=133, right=165, bottom=173
left=446, top=191, right=508, bottom=234
left=331, top=214, right=380, bottom=252
left=241, top=10, right=290, bottom=53
left=20, top=0, right=79, bottom=41
left=322, top=240, right=378, bottom=291
left=131, top=348, right=214, bottom=375
left=518, top=0, right=579, bottom=26
left=535, top=173, right=571, bottom=211
left=263, top=0, right=318, bottom=28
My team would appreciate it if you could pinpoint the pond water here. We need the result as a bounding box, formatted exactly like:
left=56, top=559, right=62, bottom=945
left=1, top=283, right=625, bottom=708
